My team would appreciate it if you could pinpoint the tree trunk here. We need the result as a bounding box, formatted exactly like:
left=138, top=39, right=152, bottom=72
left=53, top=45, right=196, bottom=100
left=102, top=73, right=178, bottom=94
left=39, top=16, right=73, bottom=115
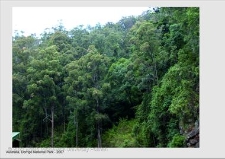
left=51, top=106, right=54, bottom=147
left=97, top=123, right=102, bottom=147
left=63, top=104, right=65, bottom=133
left=154, top=61, right=159, bottom=84
left=76, top=111, right=78, bottom=147
left=150, top=52, right=159, bottom=84
left=96, top=98, right=102, bottom=148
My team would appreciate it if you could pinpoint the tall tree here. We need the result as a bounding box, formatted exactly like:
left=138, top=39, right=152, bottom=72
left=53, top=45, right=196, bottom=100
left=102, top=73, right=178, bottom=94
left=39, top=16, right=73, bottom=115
left=65, top=45, right=110, bottom=147
left=23, top=45, right=62, bottom=147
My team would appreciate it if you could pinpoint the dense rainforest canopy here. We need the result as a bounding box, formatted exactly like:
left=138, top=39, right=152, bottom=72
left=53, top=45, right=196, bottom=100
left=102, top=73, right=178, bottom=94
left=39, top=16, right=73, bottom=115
left=12, top=7, right=199, bottom=148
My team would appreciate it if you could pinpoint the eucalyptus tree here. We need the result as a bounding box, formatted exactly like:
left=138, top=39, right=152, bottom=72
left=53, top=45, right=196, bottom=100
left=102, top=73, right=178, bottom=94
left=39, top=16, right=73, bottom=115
left=65, top=45, right=110, bottom=147
left=23, top=45, right=62, bottom=147
left=12, top=34, right=41, bottom=146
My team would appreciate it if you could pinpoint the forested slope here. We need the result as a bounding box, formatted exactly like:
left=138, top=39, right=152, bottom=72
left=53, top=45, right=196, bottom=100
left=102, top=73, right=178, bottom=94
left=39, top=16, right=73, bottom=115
left=13, top=7, right=199, bottom=147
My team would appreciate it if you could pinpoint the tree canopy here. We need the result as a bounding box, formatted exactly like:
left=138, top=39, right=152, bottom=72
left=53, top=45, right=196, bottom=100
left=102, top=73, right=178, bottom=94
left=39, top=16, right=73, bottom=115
left=13, top=7, right=199, bottom=148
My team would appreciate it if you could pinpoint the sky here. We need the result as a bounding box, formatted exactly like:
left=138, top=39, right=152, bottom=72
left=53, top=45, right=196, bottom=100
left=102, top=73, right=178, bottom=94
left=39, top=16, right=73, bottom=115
left=12, top=7, right=149, bottom=37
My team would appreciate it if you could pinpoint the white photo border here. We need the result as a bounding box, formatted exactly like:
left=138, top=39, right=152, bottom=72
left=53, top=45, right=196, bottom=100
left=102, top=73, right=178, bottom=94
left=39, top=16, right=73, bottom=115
left=1, top=0, right=225, bottom=158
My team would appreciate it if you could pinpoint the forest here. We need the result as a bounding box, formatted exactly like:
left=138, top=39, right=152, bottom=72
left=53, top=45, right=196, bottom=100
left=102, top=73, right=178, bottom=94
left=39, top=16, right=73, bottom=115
left=12, top=7, right=199, bottom=148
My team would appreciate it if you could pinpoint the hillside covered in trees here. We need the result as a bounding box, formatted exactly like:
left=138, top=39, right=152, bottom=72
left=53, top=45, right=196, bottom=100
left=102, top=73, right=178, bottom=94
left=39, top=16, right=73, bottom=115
left=12, top=7, right=199, bottom=148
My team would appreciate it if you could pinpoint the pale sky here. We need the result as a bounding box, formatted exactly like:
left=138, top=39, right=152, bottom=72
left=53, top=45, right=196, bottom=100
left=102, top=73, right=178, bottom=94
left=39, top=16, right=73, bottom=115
left=13, top=7, right=149, bottom=37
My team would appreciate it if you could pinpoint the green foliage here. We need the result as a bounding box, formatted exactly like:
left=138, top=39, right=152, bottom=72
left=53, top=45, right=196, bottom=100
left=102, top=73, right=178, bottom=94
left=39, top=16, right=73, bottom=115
left=168, top=134, right=186, bottom=147
left=39, top=138, right=51, bottom=147
left=102, top=119, right=136, bottom=147
left=12, top=7, right=199, bottom=148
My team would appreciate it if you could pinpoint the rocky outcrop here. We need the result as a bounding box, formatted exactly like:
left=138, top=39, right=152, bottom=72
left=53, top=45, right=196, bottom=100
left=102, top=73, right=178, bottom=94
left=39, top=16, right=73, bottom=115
left=185, top=121, right=199, bottom=148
